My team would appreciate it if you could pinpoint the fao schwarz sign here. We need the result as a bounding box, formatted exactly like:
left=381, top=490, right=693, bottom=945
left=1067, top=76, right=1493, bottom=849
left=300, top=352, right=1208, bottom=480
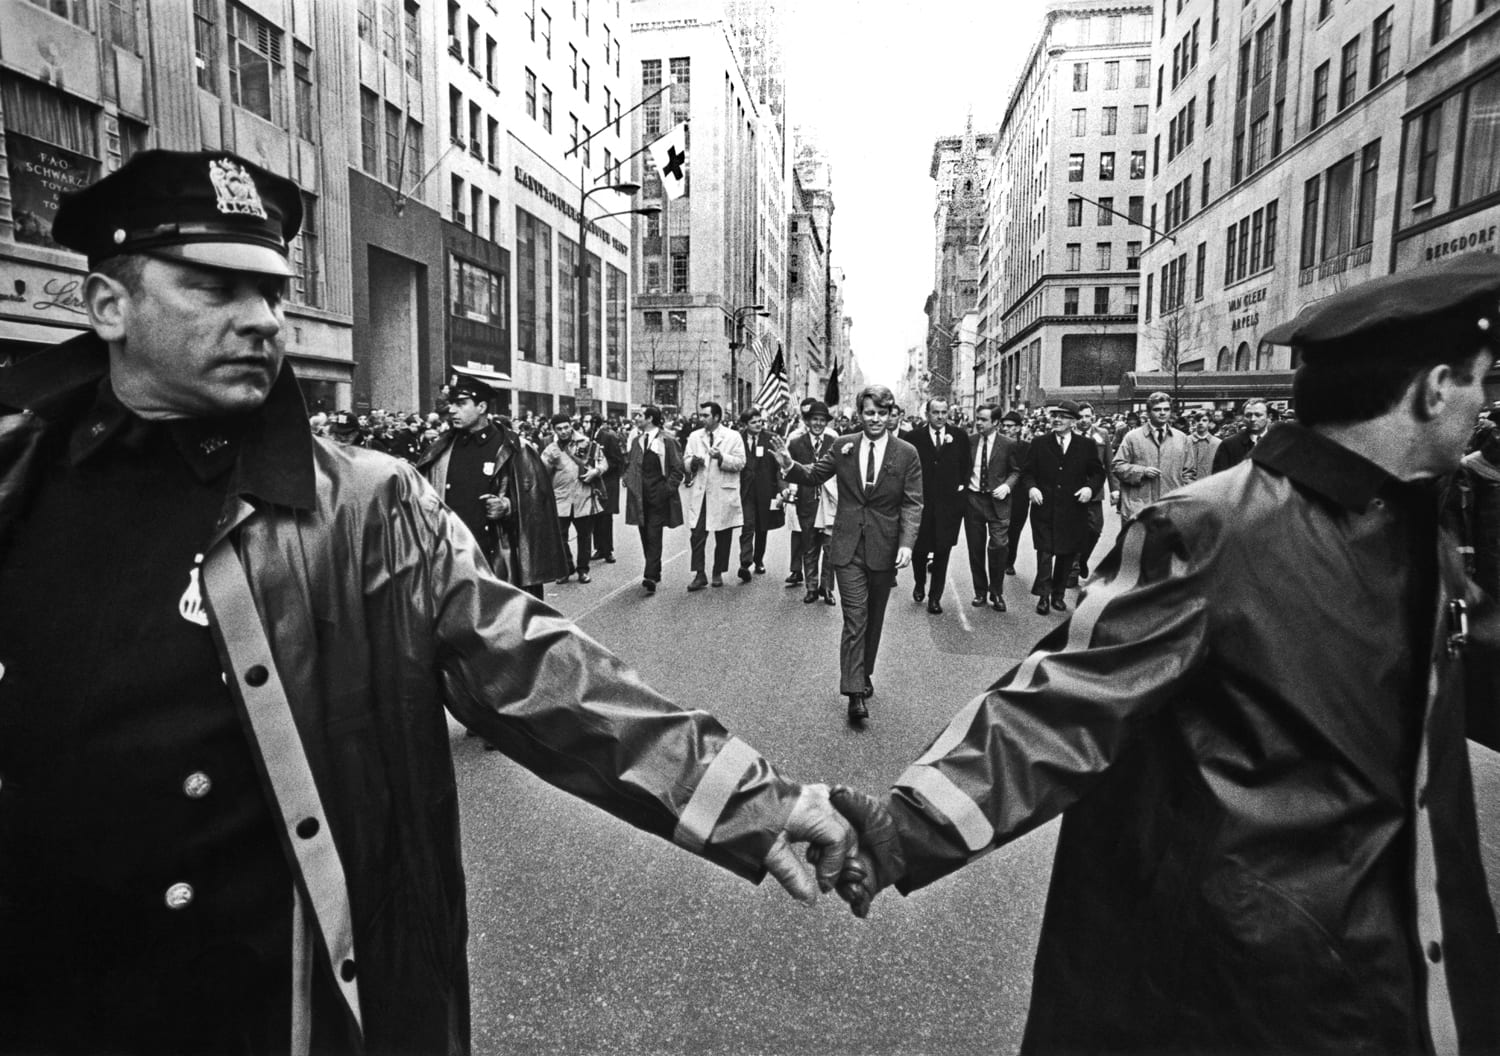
left=5, top=133, right=99, bottom=248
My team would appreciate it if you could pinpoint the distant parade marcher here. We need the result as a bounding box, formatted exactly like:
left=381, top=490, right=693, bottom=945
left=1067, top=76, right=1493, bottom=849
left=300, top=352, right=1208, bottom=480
left=736, top=409, right=785, bottom=580
left=1001, top=410, right=1031, bottom=576
left=1071, top=401, right=1115, bottom=585
left=1445, top=415, right=1500, bottom=605
left=1020, top=401, right=1105, bottom=614
left=540, top=413, right=607, bottom=584
left=909, top=398, right=971, bottom=616
left=0, top=149, right=857, bottom=1055
left=784, top=398, right=822, bottom=587
left=680, top=401, right=746, bottom=591
left=962, top=403, right=1022, bottom=612
left=786, top=400, right=839, bottom=605
left=623, top=405, right=685, bottom=594
left=586, top=412, right=625, bottom=565
left=326, top=409, right=363, bottom=446
left=772, top=385, right=924, bottom=724
left=1184, top=411, right=1222, bottom=483
left=1112, top=391, right=1196, bottom=524
left=829, top=251, right=1500, bottom=1056
left=1212, top=397, right=1272, bottom=472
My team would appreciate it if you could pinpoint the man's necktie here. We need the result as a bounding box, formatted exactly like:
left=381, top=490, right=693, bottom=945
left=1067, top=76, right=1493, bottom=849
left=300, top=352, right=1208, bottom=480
left=1157, top=429, right=1166, bottom=446
left=980, top=438, right=990, bottom=491
left=865, top=442, right=876, bottom=491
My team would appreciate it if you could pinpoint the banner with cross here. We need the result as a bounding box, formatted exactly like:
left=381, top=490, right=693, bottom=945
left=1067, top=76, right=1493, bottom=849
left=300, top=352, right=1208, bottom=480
left=649, top=122, right=690, bottom=201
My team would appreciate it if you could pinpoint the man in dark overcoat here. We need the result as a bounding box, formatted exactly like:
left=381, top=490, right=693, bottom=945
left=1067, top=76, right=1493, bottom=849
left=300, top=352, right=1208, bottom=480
left=587, top=413, right=626, bottom=564
left=1001, top=411, right=1031, bottom=575
left=623, top=404, right=685, bottom=594
left=787, top=401, right=838, bottom=603
left=962, top=403, right=1023, bottom=611
left=736, top=408, right=785, bottom=580
left=908, top=398, right=971, bottom=615
left=1020, top=401, right=1104, bottom=614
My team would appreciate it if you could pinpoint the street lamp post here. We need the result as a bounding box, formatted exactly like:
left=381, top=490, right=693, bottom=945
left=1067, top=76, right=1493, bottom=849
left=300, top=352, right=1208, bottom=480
left=727, top=303, right=768, bottom=414
left=576, top=180, right=655, bottom=405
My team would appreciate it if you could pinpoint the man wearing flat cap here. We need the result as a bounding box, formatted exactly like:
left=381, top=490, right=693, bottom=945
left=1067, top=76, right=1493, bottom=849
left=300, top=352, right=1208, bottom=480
left=0, top=150, right=858, bottom=1055
left=826, top=253, right=1500, bottom=1054
left=1018, top=400, right=1105, bottom=615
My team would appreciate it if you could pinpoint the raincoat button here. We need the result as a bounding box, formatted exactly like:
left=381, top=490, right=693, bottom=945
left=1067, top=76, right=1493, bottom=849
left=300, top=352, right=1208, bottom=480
left=1427, top=941, right=1442, bottom=963
left=341, top=959, right=357, bottom=981
left=296, top=817, right=320, bottom=839
left=244, top=665, right=268, bottom=687
left=183, top=772, right=213, bottom=799
left=164, top=883, right=194, bottom=909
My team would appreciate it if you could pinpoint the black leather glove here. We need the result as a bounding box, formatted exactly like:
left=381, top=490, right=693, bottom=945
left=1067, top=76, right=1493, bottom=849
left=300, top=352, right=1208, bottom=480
left=830, top=785, right=907, bottom=918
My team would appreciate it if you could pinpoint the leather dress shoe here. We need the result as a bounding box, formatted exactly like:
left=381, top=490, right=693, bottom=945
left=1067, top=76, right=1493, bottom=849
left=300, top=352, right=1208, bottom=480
left=737, top=566, right=752, bottom=583
left=991, top=594, right=1007, bottom=612
left=687, top=574, right=709, bottom=592
left=1035, top=596, right=1051, bottom=615
left=785, top=572, right=803, bottom=586
left=823, top=590, right=836, bottom=606
left=555, top=574, right=571, bottom=585
left=971, top=596, right=988, bottom=607
left=912, top=584, right=925, bottom=603
left=711, top=573, right=724, bottom=587
left=803, top=590, right=820, bottom=604
left=754, top=563, right=766, bottom=574
left=846, top=693, right=869, bottom=723
left=643, top=579, right=656, bottom=594
left=576, top=572, right=591, bottom=584
left=927, top=599, right=943, bottom=615
left=1005, top=566, right=1017, bottom=576
left=1050, top=596, right=1068, bottom=612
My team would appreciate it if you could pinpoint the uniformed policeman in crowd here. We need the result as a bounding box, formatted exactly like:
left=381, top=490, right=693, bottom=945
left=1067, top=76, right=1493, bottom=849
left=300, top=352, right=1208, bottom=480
left=830, top=253, right=1500, bottom=1054
left=415, top=373, right=508, bottom=566
left=0, top=150, right=857, bottom=1055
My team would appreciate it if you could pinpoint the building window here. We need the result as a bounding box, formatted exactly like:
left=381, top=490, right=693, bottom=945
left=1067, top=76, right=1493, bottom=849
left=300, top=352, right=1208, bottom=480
left=451, top=174, right=464, bottom=224
left=556, top=236, right=576, bottom=362
left=1211, top=0, right=1220, bottom=42
left=1272, top=100, right=1286, bottom=156
left=1416, top=108, right=1441, bottom=201
left=1205, top=76, right=1215, bottom=127
left=1248, top=115, right=1269, bottom=174
left=1128, top=196, right=1144, bottom=226
left=670, top=248, right=688, bottom=293
left=1300, top=175, right=1320, bottom=267
left=1253, top=18, right=1275, bottom=83
left=1311, top=62, right=1329, bottom=129
left=288, top=192, right=321, bottom=307
left=1355, top=141, right=1380, bottom=246
left=487, top=115, right=499, bottom=164
left=1126, top=285, right=1140, bottom=314
left=1064, top=288, right=1080, bottom=315
left=1459, top=70, right=1500, bottom=205
left=1073, top=62, right=1089, bottom=91
left=1094, top=287, right=1110, bottom=314
left=1097, top=242, right=1113, bottom=269
left=30, top=0, right=90, bottom=27
left=1132, top=105, right=1148, bottom=134
left=516, top=208, right=554, bottom=366
left=406, top=118, right=422, bottom=181
left=667, top=310, right=688, bottom=332
left=670, top=56, right=690, bottom=86
left=105, top=0, right=138, bottom=52
left=1134, top=57, right=1150, bottom=88
left=293, top=42, right=316, bottom=141
left=1338, top=37, right=1360, bottom=112
left=229, top=3, right=284, bottom=125
left=581, top=57, right=590, bottom=101
left=1098, top=197, right=1114, bottom=225
left=542, top=8, right=552, bottom=55
left=1194, top=242, right=1207, bottom=300
left=1129, top=150, right=1147, bottom=179
left=525, top=68, right=537, bottom=118
left=1144, top=274, right=1153, bottom=322
left=1321, top=154, right=1356, bottom=260
left=1105, top=60, right=1120, bottom=90
left=1127, top=241, right=1141, bottom=269
left=1318, top=0, right=1333, bottom=20
left=450, top=255, right=507, bottom=327
left=467, top=101, right=481, bottom=156
left=1432, top=0, right=1452, bottom=44
left=643, top=310, right=662, bottom=332
left=386, top=103, right=404, bottom=184
left=360, top=90, right=379, bottom=173
left=448, top=86, right=463, bottom=143
left=542, top=86, right=552, bottom=132
left=1099, top=152, right=1115, bottom=180
left=1068, top=154, right=1084, bottom=181
left=1067, top=243, right=1082, bottom=271
left=1067, top=198, right=1084, bottom=226
left=1202, top=158, right=1212, bottom=205
left=193, top=0, right=219, bottom=93
left=1370, top=9, right=1392, bottom=88
left=1072, top=108, right=1087, bottom=136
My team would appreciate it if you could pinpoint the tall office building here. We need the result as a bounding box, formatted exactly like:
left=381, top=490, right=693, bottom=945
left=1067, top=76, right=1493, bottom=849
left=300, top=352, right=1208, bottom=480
left=630, top=0, right=781, bottom=416
left=977, top=1, right=1154, bottom=413
left=929, top=118, right=994, bottom=415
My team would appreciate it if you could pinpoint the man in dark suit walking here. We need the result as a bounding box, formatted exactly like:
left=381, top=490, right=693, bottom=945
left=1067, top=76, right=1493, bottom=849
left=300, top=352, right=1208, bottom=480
left=1001, top=410, right=1031, bottom=575
left=1021, top=401, right=1105, bottom=615
left=772, top=384, right=923, bottom=724
left=736, top=409, right=785, bottom=580
left=623, top=405, right=684, bottom=594
left=587, top=413, right=625, bottom=564
left=1211, top=397, right=1271, bottom=472
left=962, top=403, right=1023, bottom=612
left=908, top=398, right=971, bottom=615
left=786, top=400, right=838, bottom=604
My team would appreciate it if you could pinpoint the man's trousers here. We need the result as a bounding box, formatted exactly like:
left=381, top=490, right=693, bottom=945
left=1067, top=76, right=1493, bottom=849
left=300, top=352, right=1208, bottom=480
left=834, top=542, right=895, bottom=695
left=963, top=491, right=1010, bottom=602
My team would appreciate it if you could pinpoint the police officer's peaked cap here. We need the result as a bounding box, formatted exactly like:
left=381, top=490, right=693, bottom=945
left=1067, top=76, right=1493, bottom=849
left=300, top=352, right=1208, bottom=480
left=327, top=411, right=360, bottom=435
left=1051, top=400, right=1082, bottom=420
left=1262, top=252, right=1500, bottom=359
left=1001, top=410, right=1025, bottom=425
left=448, top=371, right=497, bottom=404
left=52, top=149, right=301, bottom=277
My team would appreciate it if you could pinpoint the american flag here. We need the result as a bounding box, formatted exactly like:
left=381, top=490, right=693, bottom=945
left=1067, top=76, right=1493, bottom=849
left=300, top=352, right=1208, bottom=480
left=748, top=334, right=772, bottom=372
left=753, top=350, right=789, bottom=417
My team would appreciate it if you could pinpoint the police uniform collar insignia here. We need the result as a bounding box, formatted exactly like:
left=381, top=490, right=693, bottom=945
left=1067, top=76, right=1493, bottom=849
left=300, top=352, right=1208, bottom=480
left=200, top=435, right=229, bottom=455
left=208, top=157, right=268, bottom=219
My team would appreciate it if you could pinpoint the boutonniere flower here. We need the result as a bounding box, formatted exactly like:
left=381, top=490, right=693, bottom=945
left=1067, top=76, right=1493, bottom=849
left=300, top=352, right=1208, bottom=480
left=941, top=433, right=952, bottom=445
left=841, top=442, right=854, bottom=455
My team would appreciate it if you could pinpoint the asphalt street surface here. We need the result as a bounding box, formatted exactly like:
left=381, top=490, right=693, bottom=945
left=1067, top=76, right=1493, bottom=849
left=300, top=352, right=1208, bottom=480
left=451, top=503, right=1500, bottom=1056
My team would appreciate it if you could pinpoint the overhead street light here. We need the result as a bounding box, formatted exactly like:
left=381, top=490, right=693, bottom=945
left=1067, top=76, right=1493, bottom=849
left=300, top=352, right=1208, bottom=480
left=728, top=303, right=769, bottom=414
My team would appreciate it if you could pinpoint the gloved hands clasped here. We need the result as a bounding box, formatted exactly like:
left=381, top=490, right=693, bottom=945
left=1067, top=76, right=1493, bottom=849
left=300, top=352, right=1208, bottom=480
left=828, top=785, right=907, bottom=918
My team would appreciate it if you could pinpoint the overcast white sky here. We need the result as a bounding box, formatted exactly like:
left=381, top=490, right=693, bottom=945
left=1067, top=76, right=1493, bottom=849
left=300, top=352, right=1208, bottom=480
left=784, top=0, right=1051, bottom=385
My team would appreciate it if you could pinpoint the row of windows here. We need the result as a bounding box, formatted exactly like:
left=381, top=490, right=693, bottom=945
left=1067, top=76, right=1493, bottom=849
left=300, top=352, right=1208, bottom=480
left=191, top=0, right=316, bottom=140
left=1064, top=241, right=1144, bottom=272
left=1067, top=151, right=1147, bottom=182
left=513, top=204, right=628, bottom=378
left=1301, top=141, right=1381, bottom=270
left=1411, top=64, right=1500, bottom=210
left=1070, top=105, right=1149, bottom=137
left=1061, top=285, right=1140, bottom=316
left=1166, top=96, right=1196, bottom=162
left=1071, top=58, right=1152, bottom=93
left=1312, top=9, right=1394, bottom=133
left=1168, top=19, right=1201, bottom=90
left=360, top=88, right=423, bottom=187
left=1066, top=195, right=1146, bottom=228
left=1226, top=200, right=1280, bottom=285
left=358, top=0, right=422, bottom=81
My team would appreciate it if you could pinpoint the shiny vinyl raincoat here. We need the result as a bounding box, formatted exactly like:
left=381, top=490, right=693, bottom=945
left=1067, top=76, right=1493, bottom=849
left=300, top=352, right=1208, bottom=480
left=884, top=424, right=1500, bottom=1055
left=0, top=335, right=801, bottom=1054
